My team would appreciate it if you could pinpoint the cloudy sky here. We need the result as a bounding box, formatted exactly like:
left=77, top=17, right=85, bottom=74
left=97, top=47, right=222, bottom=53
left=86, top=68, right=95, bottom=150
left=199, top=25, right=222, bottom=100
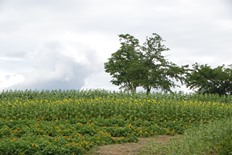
left=0, top=0, right=231, bottom=91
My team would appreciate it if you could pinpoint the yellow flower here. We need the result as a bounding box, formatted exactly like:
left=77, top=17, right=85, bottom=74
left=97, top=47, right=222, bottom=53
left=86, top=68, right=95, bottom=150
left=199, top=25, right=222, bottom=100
left=31, top=143, right=38, bottom=148
left=11, top=138, right=17, bottom=142
left=65, top=143, right=70, bottom=148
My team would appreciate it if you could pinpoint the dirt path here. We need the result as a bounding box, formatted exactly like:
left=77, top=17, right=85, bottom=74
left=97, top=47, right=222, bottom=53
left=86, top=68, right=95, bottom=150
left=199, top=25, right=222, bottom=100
left=87, top=135, right=174, bottom=155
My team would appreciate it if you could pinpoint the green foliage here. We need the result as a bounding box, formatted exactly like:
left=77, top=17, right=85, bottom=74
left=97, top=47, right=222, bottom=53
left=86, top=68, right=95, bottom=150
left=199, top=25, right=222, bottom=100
left=186, top=63, right=232, bottom=95
left=218, top=135, right=232, bottom=155
left=140, top=118, right=232, bottom=155
left=166, top=118, right=232, bottom=155
left=104, top=34, right=140, bottom=93
left=0, top=90, right=232, bottom=154
left=104, top=33, right=186, bottom=94
left=139, top=33, right=170, bottom=94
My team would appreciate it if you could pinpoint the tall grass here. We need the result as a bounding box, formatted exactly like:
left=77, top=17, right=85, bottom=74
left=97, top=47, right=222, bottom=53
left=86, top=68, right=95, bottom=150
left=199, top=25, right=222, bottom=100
left=140, top=118, right=232, bottom=155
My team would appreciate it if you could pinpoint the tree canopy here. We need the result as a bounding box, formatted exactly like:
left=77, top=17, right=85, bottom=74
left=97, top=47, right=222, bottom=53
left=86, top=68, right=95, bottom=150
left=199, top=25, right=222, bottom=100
left=104, top=34, right=140, bottom=93
left=185, top=63, right=232, bottom=95
left=104, top=33, right=186, bottom=94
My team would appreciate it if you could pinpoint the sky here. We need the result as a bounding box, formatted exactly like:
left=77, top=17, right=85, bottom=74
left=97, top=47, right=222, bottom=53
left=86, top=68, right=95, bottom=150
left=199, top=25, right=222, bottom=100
left=0, top=0, right=231, bottom=91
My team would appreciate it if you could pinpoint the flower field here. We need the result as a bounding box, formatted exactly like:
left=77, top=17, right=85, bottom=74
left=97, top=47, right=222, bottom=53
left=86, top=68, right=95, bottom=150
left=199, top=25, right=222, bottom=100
left=0, top=90, right=232, bottom=154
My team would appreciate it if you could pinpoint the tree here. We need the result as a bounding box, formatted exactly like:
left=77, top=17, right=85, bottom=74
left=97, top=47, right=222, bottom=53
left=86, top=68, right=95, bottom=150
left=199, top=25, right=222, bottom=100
left=185, top=63, right=232, bottom=95
left=140, top=33, right=187, bottom=94
left=105, top=33, right=186, bottom=94
left=104, top=34, right=140, bottom=93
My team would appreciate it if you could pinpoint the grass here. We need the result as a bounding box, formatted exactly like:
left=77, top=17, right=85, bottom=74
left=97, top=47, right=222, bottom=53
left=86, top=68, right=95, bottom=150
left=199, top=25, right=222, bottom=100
left=139, top=118, right=232, bottom=155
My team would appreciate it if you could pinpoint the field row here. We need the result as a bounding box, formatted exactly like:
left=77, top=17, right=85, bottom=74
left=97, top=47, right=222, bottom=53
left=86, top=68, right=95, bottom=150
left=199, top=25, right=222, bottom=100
left=1, top=89, right=231, bottom=103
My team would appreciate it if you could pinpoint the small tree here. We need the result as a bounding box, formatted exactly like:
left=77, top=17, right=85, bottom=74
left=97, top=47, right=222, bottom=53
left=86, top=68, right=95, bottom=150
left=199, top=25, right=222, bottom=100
left=185, top=63, right=232, bottom=95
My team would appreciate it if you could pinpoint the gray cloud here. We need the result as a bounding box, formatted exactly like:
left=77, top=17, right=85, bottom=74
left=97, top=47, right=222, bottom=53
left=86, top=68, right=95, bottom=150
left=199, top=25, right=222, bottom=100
left=9, top=63, right=89, bottom=90
left=4, top=41, right=99, bottom=90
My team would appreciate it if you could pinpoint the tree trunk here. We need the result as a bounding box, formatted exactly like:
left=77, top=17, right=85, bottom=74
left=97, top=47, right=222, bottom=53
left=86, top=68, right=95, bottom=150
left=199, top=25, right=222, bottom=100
left=146, top=87, right=151, bottom=96
left=131, top=86, right=137, bottom=94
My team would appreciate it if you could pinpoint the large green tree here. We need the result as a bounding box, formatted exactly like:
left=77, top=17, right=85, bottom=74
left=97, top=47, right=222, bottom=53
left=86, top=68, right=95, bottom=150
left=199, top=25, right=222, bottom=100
left=105, top=33, right=186, bottom=94
left=185, top=63, right=232, bottom=95
left=104, top=34, right=141, bottom=93
left=140, top=33, right=186, bottom=94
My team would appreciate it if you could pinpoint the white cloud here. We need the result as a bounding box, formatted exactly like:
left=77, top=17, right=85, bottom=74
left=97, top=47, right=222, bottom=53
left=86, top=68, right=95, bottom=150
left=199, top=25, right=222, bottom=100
left=82, top=71, right=119, bottom=91
left=0, top=72, right=24, bottom=89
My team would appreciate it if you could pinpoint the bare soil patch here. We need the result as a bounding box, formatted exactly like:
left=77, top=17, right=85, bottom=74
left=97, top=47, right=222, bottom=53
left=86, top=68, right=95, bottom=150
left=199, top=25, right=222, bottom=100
left=87, top=135, right=174, bottom=155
